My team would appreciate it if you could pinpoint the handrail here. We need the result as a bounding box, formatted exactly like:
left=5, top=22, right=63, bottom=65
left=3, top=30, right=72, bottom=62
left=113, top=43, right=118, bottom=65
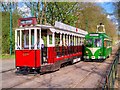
left=102, top=48, right=120, bottom=89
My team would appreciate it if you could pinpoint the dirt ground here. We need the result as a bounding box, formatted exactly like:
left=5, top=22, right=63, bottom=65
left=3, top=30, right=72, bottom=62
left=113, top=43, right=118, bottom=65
left=1, top=59, right=15, bottom=73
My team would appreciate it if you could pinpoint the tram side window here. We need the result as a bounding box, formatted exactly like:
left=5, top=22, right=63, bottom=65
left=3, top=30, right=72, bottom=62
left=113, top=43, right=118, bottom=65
left=107, top=41, right=109, bottom=47
left=49, top=35, right=52, bottom=44
left=104, top=41, right=107, bottom=47
left=55, top=33, right=60, bottom=46
left=80, top=37, right=83, bottom=45
left=31, top=30, right=34, bottom=49
left=16, top=31, right=20, bottom=49
left=55, top=33, right=60, bottom=57
left=37, top=30, right=40, bottom=49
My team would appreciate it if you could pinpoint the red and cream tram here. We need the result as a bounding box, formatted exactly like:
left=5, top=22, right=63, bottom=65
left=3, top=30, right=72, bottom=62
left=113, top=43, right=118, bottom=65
left=15, top=17, right=88, bottom=73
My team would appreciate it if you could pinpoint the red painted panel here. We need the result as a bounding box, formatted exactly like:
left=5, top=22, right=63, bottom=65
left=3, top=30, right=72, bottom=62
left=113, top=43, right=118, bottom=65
left=54, top=46, right=83, bottom=61
left=55, top=52, right=82, bottom=61
left=47, top=47, right=56, bottom=63
left=15, top=50, right=40, bottom=68
left=47, top=46, right=83, bottom=64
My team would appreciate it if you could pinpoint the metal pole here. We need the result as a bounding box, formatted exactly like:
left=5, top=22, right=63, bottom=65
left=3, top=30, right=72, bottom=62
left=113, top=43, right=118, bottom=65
left=32, top=1, right=34, bottom=17
left=10, top=2, right=12, bottom=55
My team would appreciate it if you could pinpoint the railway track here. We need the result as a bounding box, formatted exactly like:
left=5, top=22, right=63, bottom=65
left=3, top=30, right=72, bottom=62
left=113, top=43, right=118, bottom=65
left=72, top=62, right=103, bottom=88
left=3, top=61, right=103, bottom=88
left=1, top=68, right=16, bottom=73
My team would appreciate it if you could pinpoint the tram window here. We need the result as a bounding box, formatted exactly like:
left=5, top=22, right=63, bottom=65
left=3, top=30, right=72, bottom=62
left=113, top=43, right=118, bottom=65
left=74, top=36, right=76, bottom=46
left=42, top=36, right=47, bottom=47
left=81, top=37, right=83, bottom=45
left=104, top=41, right=107, bottom=47
left=78, top=37, right=80, bottom=45
left=107, top=41, right=109, bottom=46
left=21, top=30, right=29, bottom=49
left=70, top=36, right=73, bottom=46
left=94, top=39, right=102, bottom=47
left=79, top=37, right=81, bottom=45
left=77, top=37, right=79, bottom=45
left=37, top=30, right=40, bottom=49
left=17, top=31, right=20, bottom=48
left=85, top=39, right=92, bottom=47
left=31, top=30, right=34, bottom=49
left=81, top=38, right=83, bottom=45
left=49, top=35, right=52, bottom=44
left=55, top=33, right=60, bottom=46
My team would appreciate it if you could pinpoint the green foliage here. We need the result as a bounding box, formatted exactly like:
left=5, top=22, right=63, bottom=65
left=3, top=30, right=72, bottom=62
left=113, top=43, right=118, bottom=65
left=75, top=3, right=117, bottom=43
left=0, top=54, right=15, bottom=59
left=46, top=2, right=78, bottom=26
left=2, top=12, right=21, bottom=54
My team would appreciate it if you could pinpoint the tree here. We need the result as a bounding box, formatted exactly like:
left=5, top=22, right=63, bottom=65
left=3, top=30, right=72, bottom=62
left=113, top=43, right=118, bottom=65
left=74, top=3, right=117, bottom=44
left=46, top=2, right=78, bottom=26
left=2, top=11, right=21, bottom=54
left=0, top=2, right=18, bottom=12
left=23, top=2, right=78, bottom=25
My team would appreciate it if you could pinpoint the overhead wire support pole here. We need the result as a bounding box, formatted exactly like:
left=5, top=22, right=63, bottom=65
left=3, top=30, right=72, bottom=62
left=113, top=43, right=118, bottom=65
left=32, top=0, right=34, bottom=17
left=10, top=2, right=12, bottom=55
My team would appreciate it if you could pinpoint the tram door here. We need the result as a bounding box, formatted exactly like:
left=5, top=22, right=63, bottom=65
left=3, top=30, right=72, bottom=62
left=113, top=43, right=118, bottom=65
left=41, top=29, right=48, bottom=64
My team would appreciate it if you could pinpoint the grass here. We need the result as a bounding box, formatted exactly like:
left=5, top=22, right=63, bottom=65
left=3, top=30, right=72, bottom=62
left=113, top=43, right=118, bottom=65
left=0, top=54, right=15, bottom=60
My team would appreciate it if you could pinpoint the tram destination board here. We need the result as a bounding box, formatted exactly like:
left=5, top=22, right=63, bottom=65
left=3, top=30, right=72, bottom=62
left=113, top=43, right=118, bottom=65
left=89, top=34, right=99, bottom=36
left=18, top=17, right=37, bottom=26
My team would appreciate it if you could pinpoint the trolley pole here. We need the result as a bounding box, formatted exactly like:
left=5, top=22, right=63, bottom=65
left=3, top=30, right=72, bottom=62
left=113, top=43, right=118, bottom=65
left=10, top=2, right=12, bottom=55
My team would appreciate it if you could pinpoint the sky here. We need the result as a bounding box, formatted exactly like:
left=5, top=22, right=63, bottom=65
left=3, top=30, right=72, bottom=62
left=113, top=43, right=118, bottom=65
left=97, top=2, right=118, bottom=26
left=18, top=2, right=116, bottom=16
left=97, top=2, right=116, bottom=14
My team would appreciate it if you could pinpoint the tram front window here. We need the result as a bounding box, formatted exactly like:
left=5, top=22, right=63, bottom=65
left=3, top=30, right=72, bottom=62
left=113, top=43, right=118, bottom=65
left=15, top=29, right=41, bottom=50
left=85, top=39, right=92, bottom=47
left=23, top=30, right=29, bottom=49
left=94, top=39, right=102, bottom=47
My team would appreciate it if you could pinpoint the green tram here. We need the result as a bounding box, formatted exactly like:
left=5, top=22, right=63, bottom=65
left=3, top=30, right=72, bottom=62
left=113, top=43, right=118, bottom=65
left=84, top=24, right=112, bottom=61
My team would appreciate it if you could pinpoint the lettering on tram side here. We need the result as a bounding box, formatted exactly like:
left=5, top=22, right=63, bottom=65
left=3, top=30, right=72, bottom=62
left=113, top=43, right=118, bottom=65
left=23, top=52, right=29, bottom=56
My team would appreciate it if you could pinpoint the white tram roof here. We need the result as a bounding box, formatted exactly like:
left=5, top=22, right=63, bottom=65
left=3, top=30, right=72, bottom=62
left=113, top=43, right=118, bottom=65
left=36, top=21, right=88, bottom=37
left=17, top=21, right=88, bottom=37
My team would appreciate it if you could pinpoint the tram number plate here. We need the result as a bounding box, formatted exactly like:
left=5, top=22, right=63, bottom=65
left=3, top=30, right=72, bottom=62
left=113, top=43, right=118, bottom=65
left=91, top=56, right=95, bottom=59
left=23, top=52, right=29, bottom=56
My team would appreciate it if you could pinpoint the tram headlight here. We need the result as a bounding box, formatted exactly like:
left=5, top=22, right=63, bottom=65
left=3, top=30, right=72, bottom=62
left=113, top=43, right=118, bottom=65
left=16, top=67, right=20, bottom=70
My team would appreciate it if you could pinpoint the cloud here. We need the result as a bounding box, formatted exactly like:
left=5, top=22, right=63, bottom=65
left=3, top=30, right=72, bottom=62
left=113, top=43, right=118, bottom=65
left=107, top=14, right=119, bottom=27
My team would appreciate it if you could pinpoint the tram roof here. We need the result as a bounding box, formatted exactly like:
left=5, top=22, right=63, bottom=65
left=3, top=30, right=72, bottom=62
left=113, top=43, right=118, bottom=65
left=16, top=21, right=88, bottom=37
left=85, top=32, right=112, bottom=41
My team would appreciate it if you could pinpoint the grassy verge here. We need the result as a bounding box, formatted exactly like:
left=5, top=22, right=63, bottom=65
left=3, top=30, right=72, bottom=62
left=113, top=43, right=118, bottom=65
left=0, top=54, right=15, bottom=60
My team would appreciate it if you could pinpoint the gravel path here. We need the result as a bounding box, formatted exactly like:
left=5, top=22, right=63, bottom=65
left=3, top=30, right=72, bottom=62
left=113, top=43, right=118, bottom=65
left=1, top=59, right=15, bottom=73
